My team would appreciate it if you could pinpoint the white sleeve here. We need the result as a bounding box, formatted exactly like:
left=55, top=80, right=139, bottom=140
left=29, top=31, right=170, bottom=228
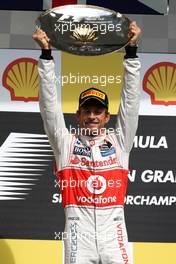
left=38, top=58, right=67, bottom=159
left=115, top=58, right=141, bottom=152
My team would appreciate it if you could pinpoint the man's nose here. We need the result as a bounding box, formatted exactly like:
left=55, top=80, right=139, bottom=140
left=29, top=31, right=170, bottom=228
left=88, top=111, right=96, bottom=118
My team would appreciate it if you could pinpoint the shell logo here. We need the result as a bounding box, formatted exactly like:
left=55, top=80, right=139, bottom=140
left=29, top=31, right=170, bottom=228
left=2, top=58, right=39, bottom=102
left=143, top=62, right=176, bottom=106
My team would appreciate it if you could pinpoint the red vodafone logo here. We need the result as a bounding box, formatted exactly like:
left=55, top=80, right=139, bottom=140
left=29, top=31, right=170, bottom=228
left=87, top=175, right=106, bottom=194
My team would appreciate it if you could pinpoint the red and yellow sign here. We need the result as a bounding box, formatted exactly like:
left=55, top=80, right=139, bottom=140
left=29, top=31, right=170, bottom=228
left=143, top=62, right=176, bottom=106
left=2, top=58, right=39, bottom=102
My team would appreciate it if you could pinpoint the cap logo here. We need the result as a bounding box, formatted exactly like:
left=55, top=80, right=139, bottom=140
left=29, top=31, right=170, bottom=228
left=81, top=90, right=105, bottom=100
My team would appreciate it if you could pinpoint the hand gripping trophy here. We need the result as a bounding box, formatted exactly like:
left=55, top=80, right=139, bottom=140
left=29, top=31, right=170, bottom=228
left=33, top=4, right=141, bottom=264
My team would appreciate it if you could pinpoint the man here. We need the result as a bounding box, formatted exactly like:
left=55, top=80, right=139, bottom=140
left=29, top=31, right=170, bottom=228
left=33, top=21, right=141, bottom=264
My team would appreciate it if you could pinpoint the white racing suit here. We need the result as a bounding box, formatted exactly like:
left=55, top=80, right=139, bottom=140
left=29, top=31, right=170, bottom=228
left=38, top=56, right=141, bottom=264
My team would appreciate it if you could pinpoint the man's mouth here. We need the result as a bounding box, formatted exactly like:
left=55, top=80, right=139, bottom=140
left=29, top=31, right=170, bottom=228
left=85, top=121, right=99, bottom=126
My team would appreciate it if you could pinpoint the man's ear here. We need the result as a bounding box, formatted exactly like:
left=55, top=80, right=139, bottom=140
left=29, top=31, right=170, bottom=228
left=105, top=112, right=110, bottom=124
left=76, top=109, right=80, bottom=122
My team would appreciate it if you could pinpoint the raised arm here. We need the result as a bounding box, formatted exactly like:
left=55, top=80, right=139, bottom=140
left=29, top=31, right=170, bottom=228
left=33, top=29, right=66, bottom=159
left=116, top=22, right=141, bottom=152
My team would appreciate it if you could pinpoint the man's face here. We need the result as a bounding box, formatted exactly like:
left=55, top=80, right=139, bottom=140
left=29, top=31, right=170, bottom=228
left=76, top=100, right=110, bottom=136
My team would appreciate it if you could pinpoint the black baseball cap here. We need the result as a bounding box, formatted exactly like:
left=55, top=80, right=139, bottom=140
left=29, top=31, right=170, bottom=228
left=79, top=87, right=109, bottom=109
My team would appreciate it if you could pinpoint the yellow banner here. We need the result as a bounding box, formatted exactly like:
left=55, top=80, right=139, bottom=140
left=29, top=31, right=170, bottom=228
left=0, top=239, right=63, bottom=264
left=134, top=242, right=176, bottom=264
left=61, top=52, right=124, bottom=114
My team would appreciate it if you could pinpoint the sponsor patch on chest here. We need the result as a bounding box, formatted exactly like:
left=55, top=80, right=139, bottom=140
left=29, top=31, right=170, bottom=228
left=73, top=146, right=91, bottom=157
left=99, top=141, right=116, bottom=157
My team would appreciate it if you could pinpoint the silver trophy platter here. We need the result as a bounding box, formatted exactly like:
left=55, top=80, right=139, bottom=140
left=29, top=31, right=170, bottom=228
left=36, top=5, right=131, bottom=56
